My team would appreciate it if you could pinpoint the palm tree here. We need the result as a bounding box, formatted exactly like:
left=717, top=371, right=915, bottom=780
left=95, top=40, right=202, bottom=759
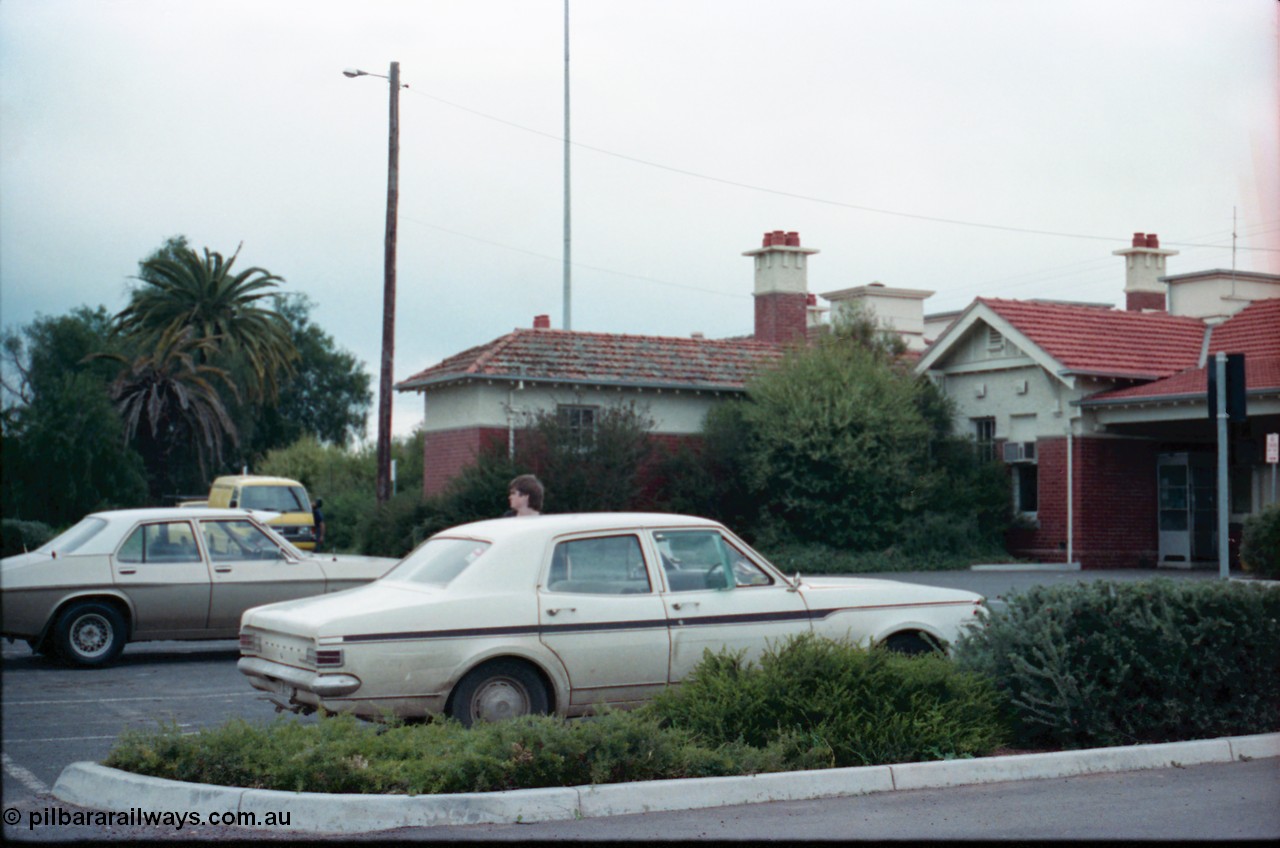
left=115, top=244, right=297, bottom=402
left=92, top=326, right=240, bottom=497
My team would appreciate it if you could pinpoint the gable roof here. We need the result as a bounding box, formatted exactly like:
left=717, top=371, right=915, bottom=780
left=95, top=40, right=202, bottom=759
left=976, top=298, right=1208, bottom=380
left=396, top=328, right=784, bottom=394
left=1084, top=298, right=1280, bottom=405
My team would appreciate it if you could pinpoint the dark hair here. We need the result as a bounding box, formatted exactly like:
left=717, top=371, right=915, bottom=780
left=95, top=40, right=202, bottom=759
left=509, top=474, right=544, bottom=511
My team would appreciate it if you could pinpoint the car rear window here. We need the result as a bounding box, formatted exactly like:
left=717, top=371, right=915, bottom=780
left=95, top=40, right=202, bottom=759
left=384, top=538, right=491, bottom=586
left=36, top=517, right=108, bottom=555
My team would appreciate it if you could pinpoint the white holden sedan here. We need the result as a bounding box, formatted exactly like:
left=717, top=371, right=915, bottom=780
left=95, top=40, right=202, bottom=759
left=1, top=508, right=398, bottom=666
left=238, top=513, right=986, bottom=725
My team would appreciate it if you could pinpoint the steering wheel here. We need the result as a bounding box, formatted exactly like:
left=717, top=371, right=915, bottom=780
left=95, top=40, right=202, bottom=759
left=705, top=563, right=730, bottom=589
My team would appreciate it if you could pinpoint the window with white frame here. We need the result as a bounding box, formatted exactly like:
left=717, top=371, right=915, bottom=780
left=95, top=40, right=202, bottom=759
left=1013, top=464, right=1038, bottom=515
left=557, top=404, right=598, bottom=450
left=973, top=417, right=996, bottom=463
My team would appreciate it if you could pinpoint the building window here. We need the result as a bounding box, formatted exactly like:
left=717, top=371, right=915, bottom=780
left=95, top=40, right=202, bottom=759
left=973, top=417, right=996, bottom=463
left=557, top=404, right=597, bottom=449
left=1014, top=464, right=1038, bottom=515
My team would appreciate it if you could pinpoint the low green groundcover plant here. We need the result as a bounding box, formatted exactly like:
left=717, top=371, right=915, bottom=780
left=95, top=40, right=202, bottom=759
left=104, top=636, right=1006, bottom=794
left=953, top=579, right=1280, bottom=750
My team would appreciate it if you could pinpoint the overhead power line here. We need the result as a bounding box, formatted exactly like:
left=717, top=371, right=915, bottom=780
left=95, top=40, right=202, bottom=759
left=406, top=86, right=1280, bottom=254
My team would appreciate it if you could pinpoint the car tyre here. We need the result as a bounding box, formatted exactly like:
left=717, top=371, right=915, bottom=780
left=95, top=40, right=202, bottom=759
left=52, top=602, right=127, bottom=667
left=883, top=632, right=939, bottom=655
left=448, top=660, right=549, bottom=727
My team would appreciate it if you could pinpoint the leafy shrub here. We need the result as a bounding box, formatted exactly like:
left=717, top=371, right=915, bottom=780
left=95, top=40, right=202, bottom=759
left=1, top=518, right=55, bottom=557
left=762, top=539, right=1010, bottom=574
left=1240, top=504, right=1280, bottom=578
left=648, top=634, right=1007, bottom=766
left=954, top=579, right=1280, bottom=749
left=105, top=636, right=1005, bottom=793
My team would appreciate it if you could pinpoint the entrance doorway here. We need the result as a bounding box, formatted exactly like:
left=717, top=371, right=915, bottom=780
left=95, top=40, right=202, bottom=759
left=1157, top=452, right=1216, bottom=565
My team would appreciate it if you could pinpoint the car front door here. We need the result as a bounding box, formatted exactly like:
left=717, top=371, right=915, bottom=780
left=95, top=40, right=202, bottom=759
left=653, top=528, right=811, bottom=683
left=112, top=519, right=212, bottom=637
left=201, top=518, right=326, bottom=631
left=537, top=533, right=671, bottom=708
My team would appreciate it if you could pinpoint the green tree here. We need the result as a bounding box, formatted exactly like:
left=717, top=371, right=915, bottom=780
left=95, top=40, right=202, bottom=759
left=1, top=372, right=149, bottom=524
left=239, top=294, right=372, bottom=453
left=742, top=335, right=931, bottom=549
left=116, top=242, right=296, bottom=402
left=96, top=326, right=240, bottom=498
left=2, top=308, right=149, bottom=523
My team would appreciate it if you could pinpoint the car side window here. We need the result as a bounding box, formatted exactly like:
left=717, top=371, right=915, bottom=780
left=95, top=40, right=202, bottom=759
left=117, top=522, right=201, bottom=564
left=546, top=535, right=651, bottom=595
left=654, top=530, right=774, bottom=592
left=201, top=519, right=283, bottom=562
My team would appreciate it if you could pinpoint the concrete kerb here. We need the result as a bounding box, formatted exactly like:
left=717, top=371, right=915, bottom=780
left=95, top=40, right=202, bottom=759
left=51, top=732, right=1280, bottom=834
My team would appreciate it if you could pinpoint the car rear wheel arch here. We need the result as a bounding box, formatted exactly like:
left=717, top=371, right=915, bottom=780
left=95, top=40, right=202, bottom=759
left=445, top=656, right=556, bottom=727
left=880, top=629, right=945, bottom=655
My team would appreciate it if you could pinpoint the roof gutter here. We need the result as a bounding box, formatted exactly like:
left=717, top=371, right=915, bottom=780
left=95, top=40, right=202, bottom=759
left=395, top=373, right=752, bottom=395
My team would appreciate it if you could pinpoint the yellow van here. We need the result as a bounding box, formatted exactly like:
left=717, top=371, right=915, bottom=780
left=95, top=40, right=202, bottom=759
left=207, top=475, right=317, bottom=550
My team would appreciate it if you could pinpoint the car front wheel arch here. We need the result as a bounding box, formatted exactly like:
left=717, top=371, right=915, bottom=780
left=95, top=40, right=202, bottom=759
left=445, top=657, right=554, bottom=727
left=50, top=598, right=130, bottom=667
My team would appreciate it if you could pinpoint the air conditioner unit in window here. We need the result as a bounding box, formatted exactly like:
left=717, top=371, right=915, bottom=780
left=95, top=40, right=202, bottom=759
left=1002, top=441, right=1037, bottom=463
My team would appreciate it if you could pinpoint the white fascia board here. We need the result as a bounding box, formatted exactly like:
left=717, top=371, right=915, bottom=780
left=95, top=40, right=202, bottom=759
left=915, top=302, right=1074, bottom=389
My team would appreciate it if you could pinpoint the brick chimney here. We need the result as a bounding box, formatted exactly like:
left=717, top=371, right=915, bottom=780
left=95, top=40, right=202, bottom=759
left=532, top=314, right=551, bottom=329
left=1112, top=232, right=1178, bottom=312
left=743, top=230, right=819, bottom=344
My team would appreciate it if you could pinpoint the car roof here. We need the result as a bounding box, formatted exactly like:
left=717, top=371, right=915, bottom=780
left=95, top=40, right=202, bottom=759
left=435, top=512, right=725, bottom=543
left=87, top=507, right=269, bottom=521
left=210, top=476, right=305, bottom=487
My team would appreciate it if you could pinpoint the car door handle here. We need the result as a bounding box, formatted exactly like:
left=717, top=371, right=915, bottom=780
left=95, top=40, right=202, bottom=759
left=214, top=566, right=233, bottom=573
left=117, top=568, right=136, bottom=575
left=671, top=601, right=699, bottom=610
left=545, top=607, right=576, bottom=616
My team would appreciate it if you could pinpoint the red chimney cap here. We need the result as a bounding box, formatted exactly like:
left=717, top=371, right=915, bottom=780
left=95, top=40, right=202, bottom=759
left=1132, top=232, right=1146, bottom=247
left=1145, top=233, right=1159, bottom=248
left=533, top=315, right=551, bottom=329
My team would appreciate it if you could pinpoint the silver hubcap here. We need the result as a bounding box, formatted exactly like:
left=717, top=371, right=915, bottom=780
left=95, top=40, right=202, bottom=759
left=470, top=677, right=530, bottom=722
left=70, top=614, right=112, bottom=658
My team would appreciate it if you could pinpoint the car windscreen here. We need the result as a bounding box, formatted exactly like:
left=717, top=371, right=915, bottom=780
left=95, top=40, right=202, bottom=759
left=383, top=538, right=491, bottom=587
left=239, top=485, right=308, bottom=513
left=35, top=517, right=108, bottom=555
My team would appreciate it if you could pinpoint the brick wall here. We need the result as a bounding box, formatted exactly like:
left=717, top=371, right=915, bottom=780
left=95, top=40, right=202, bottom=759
left=422, top=426, right=507, bottom=497
left=754, top=291, right=808, bottom=345
left=1005, top=436, right=1158, bottom=569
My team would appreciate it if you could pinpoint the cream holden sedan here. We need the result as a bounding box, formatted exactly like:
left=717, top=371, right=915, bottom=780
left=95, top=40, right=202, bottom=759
left=238, top=513, right=986, bottom=725
left=1, top=508, right=398, bottom=666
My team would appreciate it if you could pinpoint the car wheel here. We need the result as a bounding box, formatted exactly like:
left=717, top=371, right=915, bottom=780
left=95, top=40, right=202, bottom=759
left=883, top=632, right=938, bottom=655
left=52, top=602, right=127, bottom=667
left=448, top=660, right=549, bottom=727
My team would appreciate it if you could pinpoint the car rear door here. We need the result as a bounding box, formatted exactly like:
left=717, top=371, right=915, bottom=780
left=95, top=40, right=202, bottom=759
left=536, top=532, right=671, bottom=708
left=200, top=518, right=326, bottom=631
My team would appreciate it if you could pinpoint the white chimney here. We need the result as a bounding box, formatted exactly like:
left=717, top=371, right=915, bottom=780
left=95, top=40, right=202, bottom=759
left=1113, top=232, right=1178, bottom=312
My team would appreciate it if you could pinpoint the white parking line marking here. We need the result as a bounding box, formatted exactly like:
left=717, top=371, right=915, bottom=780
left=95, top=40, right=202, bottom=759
left=6, top=692, right=255, bottom=706
left=2, top=752, right=50, bottom=795
left=7, top=731, right=201, bottom=744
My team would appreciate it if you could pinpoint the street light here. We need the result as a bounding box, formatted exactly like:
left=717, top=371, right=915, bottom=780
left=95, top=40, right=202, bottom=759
left=345, top=62, right=403, bottom=504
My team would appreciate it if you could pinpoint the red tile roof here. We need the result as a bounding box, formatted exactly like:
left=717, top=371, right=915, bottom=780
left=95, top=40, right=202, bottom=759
left=979, top=298, right=1208, bottom=380
left=397, top=328, right=784, bottom=393
left=1084, top=298, right=1280, bottom=403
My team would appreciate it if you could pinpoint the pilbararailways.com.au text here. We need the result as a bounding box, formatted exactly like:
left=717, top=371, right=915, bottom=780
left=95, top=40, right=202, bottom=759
left=11, top=806, right=293, bottom=831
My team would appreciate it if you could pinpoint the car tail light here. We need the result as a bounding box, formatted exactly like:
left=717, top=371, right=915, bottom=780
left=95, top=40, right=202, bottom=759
left=239, top=631, right=260, bottom=654
left=306, top=646, right=344, bottom=668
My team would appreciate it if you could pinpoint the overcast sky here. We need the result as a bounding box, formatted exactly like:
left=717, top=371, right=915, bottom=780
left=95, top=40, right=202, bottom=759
left=2, top=0, right=1276, bottom=438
